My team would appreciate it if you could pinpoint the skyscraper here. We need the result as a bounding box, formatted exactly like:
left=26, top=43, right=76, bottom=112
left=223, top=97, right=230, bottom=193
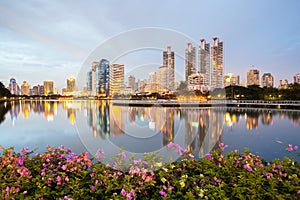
left=128, top=75, right=136, bottom=92
left=110, top=63, right=124, bottom=96
left=96, top=59, right=110, bottom=97
left=87, top=61, right=99, bottom=96
left=199, top=39, right=211, bottom=86
left=163, top=46, right=175, bottom=91
left=21, top=81, right=30, bottom=95
left=247, top=69, right=260, bottom=86
left=146, top=72, right=158, bottom=93
left=67, top=77, right=76, bottom=92
left=294, top=73, right=300, bottom=84
left=224, top=73, right=240, bottom=87
left=261, top=73, right=274, bottom=88
left=185, top=43, right=196, bottom=82
left=211, top=37, right=224, bottom=89
left=157, top=66, right=169, bottom=92
left=8, top=78, right=20, bottom=95
left=43, top=81, right=54, bottom=95
left=278, top=79, right=288, bottom=89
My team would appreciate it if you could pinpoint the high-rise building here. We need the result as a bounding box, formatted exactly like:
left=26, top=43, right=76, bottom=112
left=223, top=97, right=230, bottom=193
left=261, top=73, right=274, bottom=88
left=67, top=77, right=76, bottom=92
left=137, top=79, right=146, bottom=93
left=96, top=59, right=110, bottom=97
left=211, top=37, right=224, bottom=89
left=87, top=61, right=99, bottom=96
left=8, top=78, right=20, bottom=95
left=294, top=73, right=300, bottom=84
left=247, top=69, right=260, bottom=86
left=128, top=75, right=136, bottom=93
left=278, top=79, right=288, bottom=90
left=110, top=63, right=124, bottom=96
left=146, top=72, right=158, bottom=93
left=185, top=43, right=196, bottom=82
left=21, top=81, right=30, bottom=95
left=224, top=73, right=240, bottom=87
left=199, top=39, right=211, bottom=86
left=163, top=46, right=175, bottom=91
left=43, top=81, right=54, bottom=95
left=157, top=66, right=169, bottom=92
left=31, top=85, right=44, bottom=96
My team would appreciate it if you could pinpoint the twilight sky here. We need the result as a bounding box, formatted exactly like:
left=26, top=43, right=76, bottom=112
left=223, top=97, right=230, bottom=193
left=0, top=0, right=300, bottom=91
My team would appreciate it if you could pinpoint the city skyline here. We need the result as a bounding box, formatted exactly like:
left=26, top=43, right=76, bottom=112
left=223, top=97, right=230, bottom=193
left=1, top=1, right=300, bottom=91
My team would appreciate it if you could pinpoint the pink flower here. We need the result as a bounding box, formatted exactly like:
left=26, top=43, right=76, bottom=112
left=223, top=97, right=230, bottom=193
left=168, top=186, right=174, bottom=191
left=62, top=165, right=67, bottom=170
left=287, top=144, right=293, bottom=151
left=121, top=152, right=127, bottom=159
left=205, top=153, right=211, bottom=159
left=56, top=176, right=62, bottom=185
left=159, top=190, right=167, bottom=197
left=91, top=185, right=95, bottom=191
left=121, top=189, right=126, bottom=196
left=133, top=159, right=140, bottom=165
left=294, top=145, right=298, bottom=151
left=277, top=165, right=282, bottom=169
left=167, top=142, right=174, bottom=149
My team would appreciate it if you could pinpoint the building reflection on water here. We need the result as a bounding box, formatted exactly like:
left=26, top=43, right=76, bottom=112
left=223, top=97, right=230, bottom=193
left=1, top=100, right=300, bottom=158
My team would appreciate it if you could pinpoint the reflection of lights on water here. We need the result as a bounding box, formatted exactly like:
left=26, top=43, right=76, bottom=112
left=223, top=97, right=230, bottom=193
left=232, top=114, right=237, bottom=123
left=12, top=114, right=17, bottom=126
left=140, top=114, right=144, bottom=121
left=225, top=112, right=233, bottom=127
left=149, top=121, right=155, bottom=130
left=47, top=115, right=54, bottom=121
left=69, top=113, right=75, bottom=125
left=191, top=121, right=198, bottom=128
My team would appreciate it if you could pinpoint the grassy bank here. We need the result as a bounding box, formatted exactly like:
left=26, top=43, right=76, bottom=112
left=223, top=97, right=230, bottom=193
left=0, top=143, right=299, bottom=199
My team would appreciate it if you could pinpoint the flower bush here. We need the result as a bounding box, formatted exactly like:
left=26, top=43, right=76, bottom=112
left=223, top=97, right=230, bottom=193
left=0, top=143, right=299, bottom=199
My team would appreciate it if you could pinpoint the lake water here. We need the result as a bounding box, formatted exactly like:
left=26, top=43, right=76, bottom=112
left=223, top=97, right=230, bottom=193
left=0, top=100, right=299, bottom=162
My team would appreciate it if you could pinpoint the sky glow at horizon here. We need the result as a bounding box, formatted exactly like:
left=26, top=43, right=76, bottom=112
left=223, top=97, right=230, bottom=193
left=0, top=0, right=300, bottom=91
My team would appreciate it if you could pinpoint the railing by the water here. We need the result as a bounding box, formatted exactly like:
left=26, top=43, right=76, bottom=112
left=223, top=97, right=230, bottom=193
left=112, top=99, right=300, bottom=108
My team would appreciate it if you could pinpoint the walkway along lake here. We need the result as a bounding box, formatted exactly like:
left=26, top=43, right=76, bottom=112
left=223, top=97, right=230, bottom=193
left=0, top=100, right=299, bottom=162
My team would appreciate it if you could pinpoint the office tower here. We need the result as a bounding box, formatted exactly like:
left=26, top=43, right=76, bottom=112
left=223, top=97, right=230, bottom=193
left=110, top=63, right=124, bottom=96
left=211, top=37, right=224, bottom=89
left=21, top=81, right=30, bottom=95
left=128, top=75, right=136, bottom=92
left=224, top=73, right=240, bottom=87
left=247, top=69, right=260, bottom=86
left=96, top=59, right=110, bottom=97
left=157, top=66, right=169, bottom=92
left=8, top=78, right=20, bottom=95
left=185, top=43, right=196, bottom=82
left=294, top=73, right=300, bottom=84
left=147, top=72, right=158, bottom=93
left=163, top=46, right=175, bottom=91
left=67, top=77, right=76, bottom=92
left=87, top=61, right=99, bottom=96
left=261, top=73, right=274, bottom=88
left=31, top=85, right=44, bottom=96
left=199, top=39, right=211, bottom=86
left=86, top=71, right=92, bottom=92
left=278, top=79, right=288, bottom=90
left=43, top=81, right=54, bottom=95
